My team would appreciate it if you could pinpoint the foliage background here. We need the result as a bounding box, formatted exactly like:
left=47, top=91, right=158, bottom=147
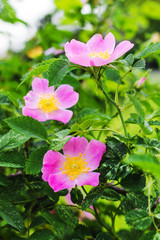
left=0, top=0, right=160, bottom=239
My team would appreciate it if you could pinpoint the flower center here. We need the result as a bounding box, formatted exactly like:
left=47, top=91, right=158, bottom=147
left=89, top=50, right=110, bottom=60
left=38, top=94, right=59, bottom=113
left=60, top=153, right=90, bottom=181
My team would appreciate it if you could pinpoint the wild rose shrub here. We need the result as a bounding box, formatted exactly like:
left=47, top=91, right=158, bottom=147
left=1, top=2, right=160, bottom=240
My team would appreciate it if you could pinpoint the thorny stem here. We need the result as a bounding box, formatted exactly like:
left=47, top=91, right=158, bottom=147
left=72, top=127, right=122, bottom=137
left=91, top=66, right=128, bottom=137
left=81, top=186, right=119, bottom=239
left=98, top=84, right=128, bottom=137
left=93, top=205, right=119, bottom=240
left=146, top=175, right=159, bottom=231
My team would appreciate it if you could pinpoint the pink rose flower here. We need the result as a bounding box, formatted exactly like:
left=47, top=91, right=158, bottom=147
left=22, top=77, right=79, bottom=123
left=137, top=77, right=146, bottom=87
left=44, top=47, right=64, bottom=56
left=64, top=32, right=134, bottom=67
left=41, top=136, right=106, bottom=192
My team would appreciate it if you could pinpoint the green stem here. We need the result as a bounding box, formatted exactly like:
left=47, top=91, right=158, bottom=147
left=146, top=174, right=158, bottom=231
left=81, top=185, right=88, bottom=195
left=91, top=66, right=128, bottom=137
left=81, top=186, right=119, bottom=239
left=98, top=85, right=128, bottom=137
left=93, top=204, right=119, bottom=240
left=72, top=127, right=121, bottom=137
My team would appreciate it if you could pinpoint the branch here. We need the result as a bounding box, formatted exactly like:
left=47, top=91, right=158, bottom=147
left=105, top=182, right=128, bottom=196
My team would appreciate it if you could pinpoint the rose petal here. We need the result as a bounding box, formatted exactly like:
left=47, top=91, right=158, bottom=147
left=88, top=57, right=109, bottom=67
left=87, top=34, right=104, bottom=52
left=65, top=40, right=91, bottom=66
left=48, top=172, right=75, bottom=192
left=84, top=139, right=106, bottom=171
left=104, top=32, right=116, bottom=54
left=75, top=172, right=100, bottom=187
left=65, top=39, right=89, bottom=56
left=42, top=150, right=65, bottom=181
left=22, top=107, right=47, bottom=121
left=55, top=85, right=79, bottom=108
left=63, top=136, right=88, bottom=157
left=107, top=41, right=134, bottom=63
left=47, top=109, right=73, bottom=124
left=24, top=91, right=40, bottom=109
left=32, top=77, right=54, bottom=94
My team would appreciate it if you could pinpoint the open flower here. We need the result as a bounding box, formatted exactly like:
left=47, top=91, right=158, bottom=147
left=41, top=136, right=106, bottom=192
left=22, top=77, right=79, bottom=123
left=64, top=32, right=134, bottom=67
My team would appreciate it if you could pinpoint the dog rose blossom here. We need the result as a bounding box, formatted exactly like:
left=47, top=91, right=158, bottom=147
left=65, top=32, right=134, bottom=67
left=22, top=77, right=79, bottom=123
left=41, top=136, right=106, bottom=192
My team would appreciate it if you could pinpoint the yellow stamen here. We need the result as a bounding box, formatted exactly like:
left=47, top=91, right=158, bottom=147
left=38, top=94, right=59, bottom=113
left=89, top=50, right=110, bottom=60
left=60, top=153, right=90, bottom=181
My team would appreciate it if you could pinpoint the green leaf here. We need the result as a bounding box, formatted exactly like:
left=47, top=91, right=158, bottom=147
left=5, top=116, right=47, bottom=140
left=70, top=188, right=83, bottom=204
left=105, top=137, right=128, bottom=160
left=81, top=113, right=111, bottom=121
left=148, top=120, right=160, bottom=126
left=29, top=229, right=56, bottom=240
left=0, top=0, right=27, bottom=24
left=29, top=216, right=47, bottom=229
left=55, top=129, right=70, bottom=138
left=56, top=204, right=79, bottom=227
left=95, top=232, right=113, bottom=240
left=26, top=145, right=48, bottom=174
left=121, top=192, right=148, bottom=214
left=19, top=59, right=55, bottom=88
left=79, top=119, right=96, bottom=130
left=82, top=186, right=104, bottom=210
left=146, top=109, right=160, bottom=120
left=60, top=75, right=80, bottom=89
left=42, top=211, right=65, bottom=235
left=77, top=108, right=98, bottom=119
left=42, top=182, right=59, bottom=202
left=73, top=224, right=91, bottom=239
left=121, top=173, right=145, bottom=192
left=0, top=89, right=19, bottom=107
left=149, top=138, right=160, bottom=154
left=133, top=59, right=145, bottom=68
left=120, top=54, right=134, bottom=66
left=140, top=231, right=160, bottom=240
left=125, top=54, right=134, bottom=66
left=48, top=59, right=69, bottom=85
left=0, top=151, right=25, bottom=168
left=118, top=229, right=142, bottom=240
left=125, top=209, right=152, bottom=230
left=154, top=213, right=160, bottom=219
left=51, top=136, right=71, bottom=151
left=0, top=130, right=29, bottom=151
left=101, top=188, right=120, bottom=201
left=118, top=165, right=132, bottom=179
left=105, top=68, right=122, bottom=83
left=0, top=199, right=24, bottom=232
left=140, top=120, right=153, bottom=135
left=127, top=94, right=144, bottom=122
left=136, top=42, right=160, bottom=59
left=0, top=172, right=8, bottom=186
left=126, top=154, right=160, bottom=178
left=154, top=203, right=160, bottom=215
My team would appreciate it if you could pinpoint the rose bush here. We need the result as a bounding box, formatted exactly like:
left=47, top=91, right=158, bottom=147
left=1, top=1, right=160, bottom=240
